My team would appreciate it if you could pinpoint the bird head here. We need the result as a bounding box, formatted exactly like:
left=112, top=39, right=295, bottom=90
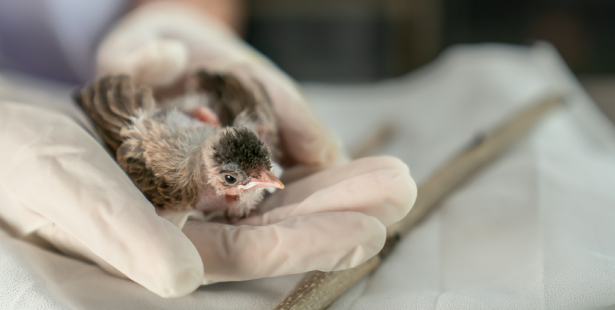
left=206, top=127, right=284, bottom=198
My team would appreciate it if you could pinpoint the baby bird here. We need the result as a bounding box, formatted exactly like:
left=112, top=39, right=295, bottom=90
left=75, top=73, right=283, bottom=218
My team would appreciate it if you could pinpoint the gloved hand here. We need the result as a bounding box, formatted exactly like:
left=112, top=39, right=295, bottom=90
left=97, top=1, right=343, bottom=171
left=1, top=1, right=417, bottom=298
left=0, top=100, right=416, bottom=296
left=0, top=102, right=203, bottom=298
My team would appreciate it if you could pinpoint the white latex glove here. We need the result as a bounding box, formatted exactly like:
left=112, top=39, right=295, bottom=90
left=0, top=102, right=204, bottom=298
left=49, top=0, right=416, bottom=293
left=97, top=1, right=344, bottom=170
left=0, top=98, right=417, bottom=298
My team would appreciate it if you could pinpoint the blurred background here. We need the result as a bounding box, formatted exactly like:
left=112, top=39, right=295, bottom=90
left=1, top=0, right=614, bottom=123
left=246, top=0, right=615, bottom=81
left=244, top=0, right=615, bottom=121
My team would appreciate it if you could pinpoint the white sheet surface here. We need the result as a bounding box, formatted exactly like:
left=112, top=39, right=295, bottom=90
left=2, top=42, right=615, bottom=309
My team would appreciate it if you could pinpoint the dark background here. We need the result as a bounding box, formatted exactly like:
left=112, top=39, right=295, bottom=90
left=245, top=0, right=615, bottom=82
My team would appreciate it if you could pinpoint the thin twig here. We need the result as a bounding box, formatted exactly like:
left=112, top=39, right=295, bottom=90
left=273, top=95, right=563, bottom=310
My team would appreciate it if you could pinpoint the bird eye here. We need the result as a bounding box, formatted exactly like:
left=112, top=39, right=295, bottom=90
left=224, top=174, right=237, bottom=184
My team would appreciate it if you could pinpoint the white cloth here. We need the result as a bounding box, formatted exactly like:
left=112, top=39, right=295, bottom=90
left=2, top=42, right=615, bottom=309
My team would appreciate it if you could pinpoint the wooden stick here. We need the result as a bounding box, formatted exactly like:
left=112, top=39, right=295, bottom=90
left=273, top=95, right=563, bottom=310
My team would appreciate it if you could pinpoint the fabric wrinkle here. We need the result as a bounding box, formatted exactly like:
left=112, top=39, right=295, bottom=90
left=529, top=127, right=547, bottom=310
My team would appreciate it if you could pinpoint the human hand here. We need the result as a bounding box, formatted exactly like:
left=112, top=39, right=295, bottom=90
left=0, top=101, right=417, bottom=292
left=0, top=102, right=204, bottom=298
left=67, top=71, right=417, bottom=289
left=97, top=1, right=344, bottom=172
left=92, top=0, right=417, bottom=291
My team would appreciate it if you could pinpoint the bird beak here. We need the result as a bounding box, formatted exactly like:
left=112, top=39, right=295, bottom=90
left=241, top=170, right=284, bottom=190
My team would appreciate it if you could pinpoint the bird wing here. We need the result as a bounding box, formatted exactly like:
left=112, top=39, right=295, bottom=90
left=118, top=117, right=214, bottom=210
left=75, top=75, right=209, bottom=210
left=195, top=71, right=258, bottom=126
left=195, top=70, right=282, bottom=161
left=74, top=75, right=157, bottom=157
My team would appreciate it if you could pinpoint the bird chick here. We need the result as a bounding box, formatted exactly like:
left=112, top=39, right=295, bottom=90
left=75, top=74, right=283, bottom=218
